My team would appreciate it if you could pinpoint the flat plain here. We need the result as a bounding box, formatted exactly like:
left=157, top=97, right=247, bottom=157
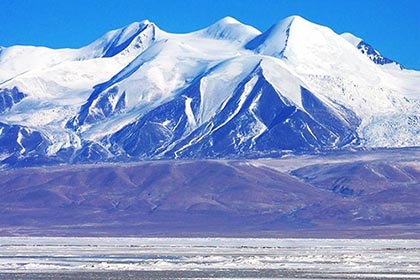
left=0, top=237, right=419, bottom=279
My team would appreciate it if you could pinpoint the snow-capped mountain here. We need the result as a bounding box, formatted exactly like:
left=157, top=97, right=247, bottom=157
left=0, top=16, right=419, bottom=167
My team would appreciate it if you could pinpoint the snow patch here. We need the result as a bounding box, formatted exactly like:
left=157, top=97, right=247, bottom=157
left=341, top=32, right=363, bottom=47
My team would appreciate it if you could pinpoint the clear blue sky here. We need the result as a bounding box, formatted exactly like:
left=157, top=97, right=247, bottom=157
left=1, top=0, right=419, bottom=70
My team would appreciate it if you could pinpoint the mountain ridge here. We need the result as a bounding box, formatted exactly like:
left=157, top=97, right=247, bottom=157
left=0, top=15, right=418, bottom=168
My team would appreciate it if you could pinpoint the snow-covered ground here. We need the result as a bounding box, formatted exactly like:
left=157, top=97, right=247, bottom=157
left=0, top=237, right=419, bottom=279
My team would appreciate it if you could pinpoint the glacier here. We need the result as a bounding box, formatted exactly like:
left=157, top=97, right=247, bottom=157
left=0, top=15, right=419, bottom=167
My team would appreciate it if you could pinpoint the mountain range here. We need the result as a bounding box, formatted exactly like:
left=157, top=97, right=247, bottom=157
left=0, top=15, right=419, bottom=168
left=1, top=16, right=419, bottom=237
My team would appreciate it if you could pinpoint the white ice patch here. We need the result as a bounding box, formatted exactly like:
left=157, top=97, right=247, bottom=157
left=16, top=129, right=26, bottom=154
left=183, top=96, right=197, bottom=129
left=0, top=237, right=419, bottom=275
left=247, top=91, right=268, bottom=145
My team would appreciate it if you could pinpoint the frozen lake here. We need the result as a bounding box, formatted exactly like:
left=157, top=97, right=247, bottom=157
left=0, top=238, right=419, bottom=279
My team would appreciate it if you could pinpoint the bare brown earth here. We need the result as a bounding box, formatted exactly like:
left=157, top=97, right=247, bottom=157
left=0, top=148, right=419, bottom=238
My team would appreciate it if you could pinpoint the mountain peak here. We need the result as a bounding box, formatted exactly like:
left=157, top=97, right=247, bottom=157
left=84, top=19, right=160, bottom=58
left=272, top=15, right=317, bottom=31
left=245, top=17, right=295, bottom=57
left=215, top=16, right=241, bottom=25
left=138, top=19, right=151, bottom=26
left=199, top=16, right=261, bottom=43
left=246, top=15, right=373, bottom=72
left=280, top=15, right=307, bottom=25
left=245, top=15, right=324, bottom=57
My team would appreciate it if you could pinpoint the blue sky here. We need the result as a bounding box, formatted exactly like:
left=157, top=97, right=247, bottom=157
left=1, top=0, right=419, bottom=69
